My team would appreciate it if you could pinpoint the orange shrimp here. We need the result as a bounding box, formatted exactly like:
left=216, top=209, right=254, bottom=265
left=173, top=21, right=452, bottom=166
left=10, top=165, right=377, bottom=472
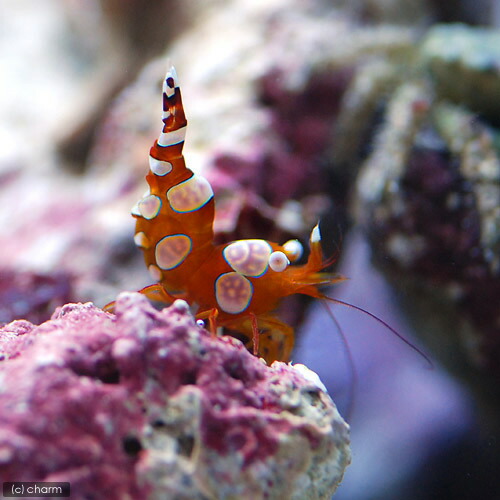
left=123, top=65, right=344, bottom=364
left=125, top=66, right=431, bottom=367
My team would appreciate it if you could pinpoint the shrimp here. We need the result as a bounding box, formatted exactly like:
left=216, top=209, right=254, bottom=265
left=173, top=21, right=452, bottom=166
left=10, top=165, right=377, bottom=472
left=121, top=66, right=430, bottom=367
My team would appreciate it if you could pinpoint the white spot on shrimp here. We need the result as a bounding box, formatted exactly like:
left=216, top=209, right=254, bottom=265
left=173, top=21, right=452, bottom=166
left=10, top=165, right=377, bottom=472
left=155, top=234, right=192, bottom=270
left=158, top=126, right=187, bottom=147
left=310, top=224, right=321, bottom=243
left=172, top=299, right=189, bottom=313
left=167, top=175, right=213, bottom=213
left=223, top=240, right=272, bottom=277
left=283, top=239, right=303, bottom=262
left=164, top=87, right=175, bottom=98
left=131, top=202, right=141, bottom=216
left=269, top=251, right=289, bottom=272
left=149, top=155, right=172, bottom=176
left=163, top=66, right=179, bottom=97
left=134, top=232, right=150, bottom=249
left=148, top=264, right=162, bottom=281
left=215, top=272, right=253, bottom=314
left=138, top=194, right=162, bottom=220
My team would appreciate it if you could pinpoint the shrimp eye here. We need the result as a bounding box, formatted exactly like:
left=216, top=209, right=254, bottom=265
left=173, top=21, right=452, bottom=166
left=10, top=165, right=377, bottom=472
left=283, top=239, right=303, bottom=262
left=269, top=251, right=289, bottom=272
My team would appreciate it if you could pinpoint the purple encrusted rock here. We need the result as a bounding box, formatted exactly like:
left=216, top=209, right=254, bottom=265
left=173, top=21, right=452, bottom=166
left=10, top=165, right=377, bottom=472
left=0, top=292, right=350, bottom=500
left=0, top=269, right=74, bottom=326
left=356, top=81, right=500, bottom=385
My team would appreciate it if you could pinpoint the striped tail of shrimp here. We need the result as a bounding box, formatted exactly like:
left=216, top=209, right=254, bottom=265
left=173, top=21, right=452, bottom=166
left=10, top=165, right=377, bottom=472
left=131, top=66, right=216, bottom=304
left=106, top=65, right=432, bottom=369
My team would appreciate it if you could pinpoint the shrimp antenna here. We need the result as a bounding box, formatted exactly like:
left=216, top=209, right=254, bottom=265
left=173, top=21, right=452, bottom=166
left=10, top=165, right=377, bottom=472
left=319, top=300, right=357, bottom=419
left=319, top=294, right=434, bottom=368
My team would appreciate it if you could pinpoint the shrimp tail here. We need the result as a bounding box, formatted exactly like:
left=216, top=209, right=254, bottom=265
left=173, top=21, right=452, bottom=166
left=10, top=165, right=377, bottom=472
left=151, top=65, right=187, bottom=162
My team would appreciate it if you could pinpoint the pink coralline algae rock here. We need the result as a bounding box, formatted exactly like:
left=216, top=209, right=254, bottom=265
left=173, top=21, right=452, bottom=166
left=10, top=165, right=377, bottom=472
left=0, top=293, right=350, bottom=500
left=0, top=269, right=74, bottom=326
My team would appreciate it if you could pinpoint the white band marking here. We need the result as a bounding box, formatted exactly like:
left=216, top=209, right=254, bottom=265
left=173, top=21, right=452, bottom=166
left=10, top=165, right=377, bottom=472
left=215, top=272, right=253, bottom=314
left=149, top=155, right=172, bottom=176
left=167, top=175, right=213, bottom=213
left=269, top=251, right=289, bottom=272
left=158, top=126, right=186, bottom=147
left=223, top=240, right=272, bottom=277
left=155, top=234, right=192, bottom=270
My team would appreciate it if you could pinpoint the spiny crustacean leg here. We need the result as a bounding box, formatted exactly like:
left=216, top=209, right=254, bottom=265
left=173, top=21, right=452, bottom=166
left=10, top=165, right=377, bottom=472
left=223, top=314, right=295, bottom=364
left=196, top=308, right=219, bottom=337
left=249, top=312, right=259, bottom=355
left=138, top=283, right=182, bottom=304
left=255, top=314, right=294, bottom=363
left=103, top=301, right=117, bottom=313
left=104, top=283, right=180, bottom=313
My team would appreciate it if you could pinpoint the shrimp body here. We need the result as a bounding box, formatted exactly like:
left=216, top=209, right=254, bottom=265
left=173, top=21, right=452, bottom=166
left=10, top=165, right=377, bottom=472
left=131, top=67, right=344, bottom=363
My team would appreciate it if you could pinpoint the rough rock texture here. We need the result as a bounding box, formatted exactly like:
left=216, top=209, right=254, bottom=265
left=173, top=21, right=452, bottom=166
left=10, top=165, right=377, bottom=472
left=0, top=269, right=74, bottom=325
left=355, top=25, right=500, bottom=390
left=421, top=24, right=500, bottom=121
left=0, top=292, right=350, bottom=500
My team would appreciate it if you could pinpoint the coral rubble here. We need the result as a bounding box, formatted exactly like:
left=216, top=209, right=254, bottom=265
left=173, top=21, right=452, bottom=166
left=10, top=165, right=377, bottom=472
left=354, top=25, right=500, bottom=387
left=0, top=292, right=350, bottom=500
left=0, top=269, right=74, bottom=325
